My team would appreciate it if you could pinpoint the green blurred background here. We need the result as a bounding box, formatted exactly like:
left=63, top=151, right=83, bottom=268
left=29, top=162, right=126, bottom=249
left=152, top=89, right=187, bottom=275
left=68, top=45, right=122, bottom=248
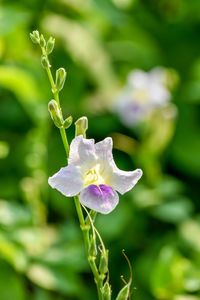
left=0, top=0, right=200, bottom=299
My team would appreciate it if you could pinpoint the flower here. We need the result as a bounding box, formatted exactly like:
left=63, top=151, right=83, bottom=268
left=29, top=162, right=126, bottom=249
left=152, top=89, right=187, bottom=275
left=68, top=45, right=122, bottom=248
left=114, top=67, right=171, bottom=126
left=48, top=135, right=142, bottom=214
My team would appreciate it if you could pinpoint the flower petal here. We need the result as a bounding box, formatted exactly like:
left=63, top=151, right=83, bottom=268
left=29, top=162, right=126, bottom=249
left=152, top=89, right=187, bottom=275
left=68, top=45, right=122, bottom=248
left=68, top=135, right=96, bottom=169
left=115, top=96, right=147, bottom=126
left=110, top=168, right=142, bottom=195
left=80, top=184, right=119, bottom=214
left=94, top=137, right=116, bottom=182
left=95, top=137, right=143, bottom=194
left=48, top=165, right=83, bottom=197
left=128, top=70, right=149, bottom=89
left=95, top=137, right=113, bottom=164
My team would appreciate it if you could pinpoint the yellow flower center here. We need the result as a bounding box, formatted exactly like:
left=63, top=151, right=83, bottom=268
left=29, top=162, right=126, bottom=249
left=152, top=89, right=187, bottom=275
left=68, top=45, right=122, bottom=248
left=83, top=164, right=105, bottom=187
left=133, top=89, right=149, bottom=103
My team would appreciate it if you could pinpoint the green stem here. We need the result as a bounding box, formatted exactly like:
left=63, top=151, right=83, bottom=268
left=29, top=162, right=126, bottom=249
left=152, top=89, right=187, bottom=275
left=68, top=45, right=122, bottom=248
left=41, top=48, right=105, bottom=300
left=59, top=127, right=70, bottom=157
left=74, top=197, right=103, bottom=300
left=44, top=58, right=69, bottom=157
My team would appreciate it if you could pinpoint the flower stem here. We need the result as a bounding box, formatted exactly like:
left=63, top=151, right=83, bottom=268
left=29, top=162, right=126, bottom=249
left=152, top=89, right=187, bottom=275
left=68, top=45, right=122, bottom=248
left=42, top=50, right=69, bottom=157
left=74, top=199, right=104, bottom=300
left=41, top=47, right=106, bottom=300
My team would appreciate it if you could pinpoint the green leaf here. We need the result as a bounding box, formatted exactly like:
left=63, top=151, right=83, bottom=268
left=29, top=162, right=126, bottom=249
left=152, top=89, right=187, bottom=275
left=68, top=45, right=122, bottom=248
left=0, top=7, right=29, bottom=35
left=151, top=198, right=194, bottom=224
left=179, top=219, right=200, bottom=252
left=27, top=263, right=85, bottom=296
left=150, top=246, right=190, bottom=299
left=0, top=230, right=28, bottom=272
left=0, top=200, right=31, bottom=227
left=0, top=260, right=25, bottom=300
left=0, top=65, right=46, bottom=122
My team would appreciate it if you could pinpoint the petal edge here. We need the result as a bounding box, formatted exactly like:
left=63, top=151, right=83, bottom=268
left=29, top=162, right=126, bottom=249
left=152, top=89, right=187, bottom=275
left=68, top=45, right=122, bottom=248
left=80, top=184, right=119, bottom=214
left=48, top=165, right=83, bottom=197
left=110, top=168, right=142, bottom=195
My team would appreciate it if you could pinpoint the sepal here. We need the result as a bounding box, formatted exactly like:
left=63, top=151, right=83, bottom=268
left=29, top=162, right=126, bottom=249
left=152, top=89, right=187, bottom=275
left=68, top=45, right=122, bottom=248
left=101, top=282, right=112, bottom=300
left=99, top=250, right=108, bottom=275
left=88, top=234, right=97, bottom=257
left=63, top=116, right=73, bottom=129
left=39, top=34, right=46, bottom=48
left=41, top=55, right=51, bottom=69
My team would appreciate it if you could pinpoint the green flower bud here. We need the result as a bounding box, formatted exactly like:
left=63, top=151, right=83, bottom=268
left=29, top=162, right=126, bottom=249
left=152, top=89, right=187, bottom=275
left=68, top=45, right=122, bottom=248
left=99, top=250, right=108, bottom=275
left=48, top=100, right=63, bottom=128
left=102, top=282, right=111, bottom=300
left=46, top=36, right=55, bottom=55
left=55, top=68, right=67, bottom=91
left=63, top=116, right=73, bottom=129
left=40, top=34, right=46, bottom=48
left=30, top=30, right=40, bottom=44
left=41, top=55, right=51, bottom=69
left=88, top=234, right=97, bottom=257
left=75, top=116, right=88, bottom=137
left=116, top=284, right=130, bottom=300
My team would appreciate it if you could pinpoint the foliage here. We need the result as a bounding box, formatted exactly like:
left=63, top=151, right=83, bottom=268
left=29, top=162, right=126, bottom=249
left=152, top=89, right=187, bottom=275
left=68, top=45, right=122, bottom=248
left=0, top=0, right=200, bottom=299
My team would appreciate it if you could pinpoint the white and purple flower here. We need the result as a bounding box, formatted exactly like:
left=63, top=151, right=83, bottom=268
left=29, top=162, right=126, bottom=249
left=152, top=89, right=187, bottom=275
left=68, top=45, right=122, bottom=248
left=114, top=67, right=171, bottom=126
left=48, top=135, right=142, bottom=214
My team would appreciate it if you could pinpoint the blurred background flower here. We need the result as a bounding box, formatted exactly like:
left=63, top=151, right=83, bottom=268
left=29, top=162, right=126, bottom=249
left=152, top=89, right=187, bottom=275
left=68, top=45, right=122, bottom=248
left=0, top=1, right=200, bottom=300
left=113, top=67, right=174, bottom=126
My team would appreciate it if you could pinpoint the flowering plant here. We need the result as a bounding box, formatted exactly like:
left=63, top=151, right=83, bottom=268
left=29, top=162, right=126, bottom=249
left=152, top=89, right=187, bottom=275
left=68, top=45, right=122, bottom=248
left=30, top=30, right=142, bottom=300
left=114, top=68, right=173, bottom=127
left=49, top=135, right=142, bottom=214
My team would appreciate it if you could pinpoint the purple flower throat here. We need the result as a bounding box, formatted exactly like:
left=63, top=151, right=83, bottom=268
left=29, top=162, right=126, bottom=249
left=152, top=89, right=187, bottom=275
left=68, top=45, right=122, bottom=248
left=87, top=184, right=115, bottom=198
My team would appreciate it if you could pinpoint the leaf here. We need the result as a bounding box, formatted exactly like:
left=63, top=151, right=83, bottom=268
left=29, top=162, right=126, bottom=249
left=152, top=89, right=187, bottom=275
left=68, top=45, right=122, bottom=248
left=0, top=232, right=28, bottom=272
left=179, top=219, right=200, bottom=252
left=150, top=246, right=190, bottom=299
left=151, top=198, right=194, bottom=223
left=0, top=65, right=46, bottom=122
left=0, top=260, right=25, bottom=300
left=27, top=263, right=85, bottom=296
left=0, top=200, right=31, bottom=227
left=0, top=141, right=9, bottom=159
left=0, top=7, right=29, bottom=35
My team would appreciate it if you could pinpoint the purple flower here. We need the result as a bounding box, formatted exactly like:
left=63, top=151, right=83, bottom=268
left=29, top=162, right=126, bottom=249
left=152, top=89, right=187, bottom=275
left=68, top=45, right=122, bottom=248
left=48, top=136, right=142, bottom=214
left=114, top=68, right=171, bottom=126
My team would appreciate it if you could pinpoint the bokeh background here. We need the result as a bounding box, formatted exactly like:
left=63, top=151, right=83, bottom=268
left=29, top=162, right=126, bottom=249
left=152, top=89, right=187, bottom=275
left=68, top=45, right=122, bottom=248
left=0, top=1, right=200, bottom=299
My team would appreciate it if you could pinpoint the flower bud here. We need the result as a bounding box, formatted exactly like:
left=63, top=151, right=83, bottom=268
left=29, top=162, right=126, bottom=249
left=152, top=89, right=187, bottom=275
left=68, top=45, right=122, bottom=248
left=55, top=68, right=67, bottom=92
left=102, top=282, right=111, bottom=300
left=88, top=234, right=97, bottom=257
left=40, top=34, right=46, bottom=48
left=99, top=250, right=108, bottom=275
left=75, top=116, right=88, bottom=137
left=116, top=284, right=130, bottom=300
left=30, top=30, right=40, bottom=44
left=41, top=55, right=51, bottom=69
left=63, top=116, right=73, bottom=129
left=48, top=100, right=63, bottom=128
left=46, top=36, right=55, bottom=55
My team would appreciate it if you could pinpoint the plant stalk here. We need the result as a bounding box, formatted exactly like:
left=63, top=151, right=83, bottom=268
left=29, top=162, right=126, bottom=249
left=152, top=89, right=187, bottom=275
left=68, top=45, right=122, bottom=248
left=43, top=50, right=105, bottom=299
